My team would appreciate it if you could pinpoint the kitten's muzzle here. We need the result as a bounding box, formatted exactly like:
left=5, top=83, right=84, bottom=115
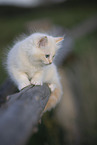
left=45, top=62, right=52, bottom=65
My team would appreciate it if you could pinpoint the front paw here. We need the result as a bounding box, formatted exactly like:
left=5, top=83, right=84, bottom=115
left=31, top=78, right=43, bottom=86
left=18, top=81, right=31, bottom=90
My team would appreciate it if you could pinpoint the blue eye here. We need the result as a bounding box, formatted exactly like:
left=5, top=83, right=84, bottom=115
left=45, top=55, right=50, bottom=58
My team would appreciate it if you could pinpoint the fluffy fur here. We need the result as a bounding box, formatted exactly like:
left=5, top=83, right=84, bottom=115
left=6, top=32, right=64, bottom=112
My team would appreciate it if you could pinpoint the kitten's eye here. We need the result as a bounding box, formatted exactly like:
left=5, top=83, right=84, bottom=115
left=53, top=55, right=55, bottom=58
left=45, top=54, right=50, bottom=58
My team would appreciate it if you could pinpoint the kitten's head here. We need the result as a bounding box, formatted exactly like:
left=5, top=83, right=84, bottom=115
left=30, top=33, right=64, bottom=65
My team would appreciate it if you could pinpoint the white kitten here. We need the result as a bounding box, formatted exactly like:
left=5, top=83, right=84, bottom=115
left=6, top=33, right=64, bottom=112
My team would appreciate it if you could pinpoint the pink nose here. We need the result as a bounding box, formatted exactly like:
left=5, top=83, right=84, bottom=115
left=48, top=59, right=52, bottom=64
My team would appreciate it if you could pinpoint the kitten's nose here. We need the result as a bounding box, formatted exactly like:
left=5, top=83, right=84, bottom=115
left=49, top=60, right=52, bottom=64
left=48, top=58, right=52, bottom=64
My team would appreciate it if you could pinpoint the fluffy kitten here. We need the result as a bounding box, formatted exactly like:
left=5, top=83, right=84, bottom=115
left=6, top=33, right=64, bottom=112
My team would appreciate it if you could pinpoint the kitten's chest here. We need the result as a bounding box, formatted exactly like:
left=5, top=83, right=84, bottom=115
left=26, top=65, right=42, bottom=78
left=20, top=56, right=42, bottom=77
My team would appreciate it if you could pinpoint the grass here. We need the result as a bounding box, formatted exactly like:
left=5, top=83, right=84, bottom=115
left=74, top=29, right=97, bottom=55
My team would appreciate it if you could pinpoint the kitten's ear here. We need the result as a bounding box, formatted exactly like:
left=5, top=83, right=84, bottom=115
left=55, top=37, right=64, bottom=44
left=38, top=36, right=48, bottom=48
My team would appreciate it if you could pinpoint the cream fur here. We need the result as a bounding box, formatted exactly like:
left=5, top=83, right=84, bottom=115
left=6, top=32, right=63, bottom=111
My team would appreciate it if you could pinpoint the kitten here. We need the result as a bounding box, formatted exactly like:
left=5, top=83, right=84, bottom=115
left=6, top=33, right=64, bottom=112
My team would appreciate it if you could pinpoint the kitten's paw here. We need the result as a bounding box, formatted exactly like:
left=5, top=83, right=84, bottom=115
left=49, top=84, right=56, bottom=92
left=31, top=79, right=43, bottom=86
left=18, top=82, right=31, bottom=90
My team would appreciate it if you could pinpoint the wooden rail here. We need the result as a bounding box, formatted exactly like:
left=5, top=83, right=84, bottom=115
left=0, top=84, right=50, bottom=145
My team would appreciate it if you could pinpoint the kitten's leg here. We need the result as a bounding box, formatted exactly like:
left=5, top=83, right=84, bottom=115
left=31, top=71, right=43, bottom=86
left=43, top=65, right=62, bottom=112
left=9, top=69, right=30, bottom=90
left=44, top=85, right=62, bottom=112
left=17, top=73, right=31, bottom=90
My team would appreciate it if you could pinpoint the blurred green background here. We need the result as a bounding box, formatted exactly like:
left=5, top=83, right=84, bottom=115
left=0, top=0, right=97, bottom=145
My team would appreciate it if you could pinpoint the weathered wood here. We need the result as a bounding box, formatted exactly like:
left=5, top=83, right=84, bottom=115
left=0, top=84, right=50, bottom=145
left=0, top=78, right=17, bottom=105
